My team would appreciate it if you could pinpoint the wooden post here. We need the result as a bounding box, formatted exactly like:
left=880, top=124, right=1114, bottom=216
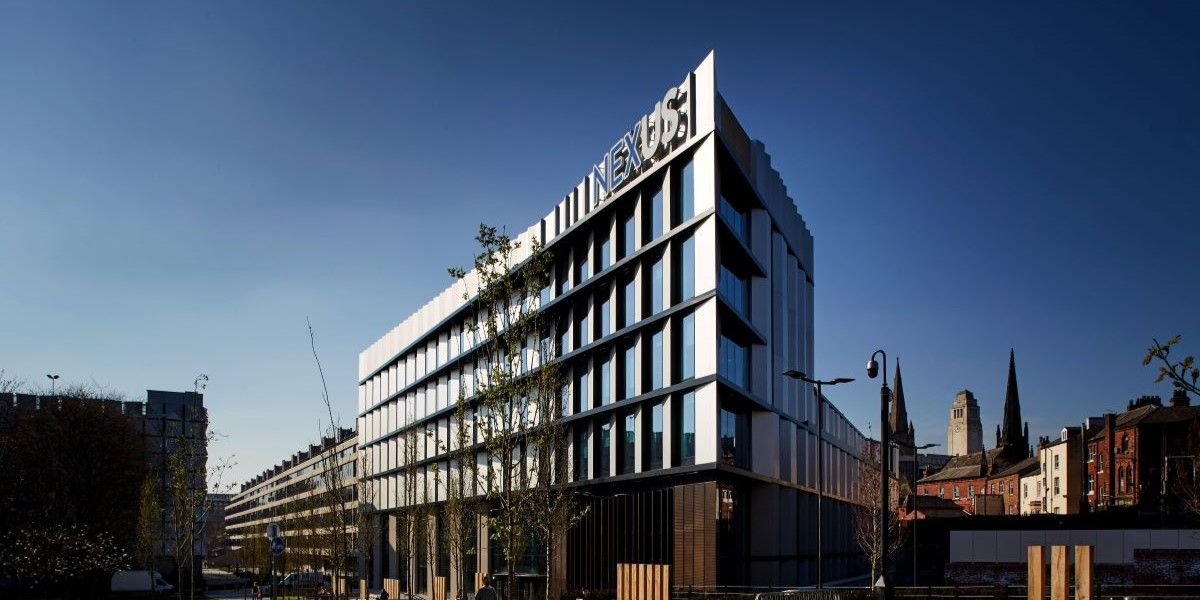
left=1050, top=545, right=1069, bottom=600
left=1027, top=545, right=1045, bottom=600
left=1074, top=546, right=1092, bottom=600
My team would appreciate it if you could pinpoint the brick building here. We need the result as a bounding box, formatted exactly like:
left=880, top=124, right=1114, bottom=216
left=1087, top=388, right=1200, bottom=513
left=915, top=351, right=1031, bottom=515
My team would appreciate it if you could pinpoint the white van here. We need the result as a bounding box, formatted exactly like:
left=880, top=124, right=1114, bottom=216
left=111, top=570, right=174, bottom=593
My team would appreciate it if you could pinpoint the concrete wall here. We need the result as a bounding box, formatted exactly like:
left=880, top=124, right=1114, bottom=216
left=950, top=529, right=1200, bottom=565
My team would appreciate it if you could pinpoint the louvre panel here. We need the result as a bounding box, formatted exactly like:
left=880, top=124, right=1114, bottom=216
left=672, top=481, right=716, bottom=589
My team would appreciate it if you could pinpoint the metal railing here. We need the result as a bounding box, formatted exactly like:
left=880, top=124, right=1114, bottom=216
left=669, top=585, right=1200, bottom=600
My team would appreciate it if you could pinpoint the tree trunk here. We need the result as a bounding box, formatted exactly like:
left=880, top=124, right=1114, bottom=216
left=544, top=545, right=551, bottom=600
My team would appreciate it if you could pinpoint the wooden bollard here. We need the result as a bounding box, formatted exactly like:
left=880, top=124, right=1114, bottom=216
left=1075, top=546, right=1093, bottom=600
left=1050, top=545, right=1069, bottom=600
left=1028, top=545, right=1045, bottom=600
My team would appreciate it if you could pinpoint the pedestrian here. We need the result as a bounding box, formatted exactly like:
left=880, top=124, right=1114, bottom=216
left=474, top=575, right=498, bottom=600
left=253, top=582, right=261, bottom=600
left=378, top=587, right=389, bottom=600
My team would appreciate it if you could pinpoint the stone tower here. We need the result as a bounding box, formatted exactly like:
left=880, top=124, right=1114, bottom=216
left=947, top=389, right=983, bottom=456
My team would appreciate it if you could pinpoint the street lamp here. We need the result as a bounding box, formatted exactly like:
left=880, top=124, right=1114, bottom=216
left=866, top=350, right=892, bottom=599
left=45, top=374, right=59, bottom=396
left=893, top=440, right=938, bottom=585
left=783, top=370, right=854, bottom=589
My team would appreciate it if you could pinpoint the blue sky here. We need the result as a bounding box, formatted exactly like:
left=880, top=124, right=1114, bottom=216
left=1, top=2, right=1197, bottom=487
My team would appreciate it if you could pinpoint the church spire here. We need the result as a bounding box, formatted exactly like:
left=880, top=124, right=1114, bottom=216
left=890, top=359, right=912, bottom=444
left=999, top=349, right=1025, bottom=453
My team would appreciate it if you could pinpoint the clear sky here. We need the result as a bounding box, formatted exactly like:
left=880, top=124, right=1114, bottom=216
left=1, top=2, right=1197, bottom=488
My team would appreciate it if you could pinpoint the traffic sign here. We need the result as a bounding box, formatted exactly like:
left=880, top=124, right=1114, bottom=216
left=266, top=523, right=280, bottom=540
left=270, top=536, right=285, bottom=556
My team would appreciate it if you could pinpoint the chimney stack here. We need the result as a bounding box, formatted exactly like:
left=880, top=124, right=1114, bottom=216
left=1170, top=386, right=1190, bottom=407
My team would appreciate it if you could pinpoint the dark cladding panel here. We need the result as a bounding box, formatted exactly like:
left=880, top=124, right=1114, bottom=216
left=672, top=481, right=716, bottom=589
left=565, top=486, right=674, bottom=594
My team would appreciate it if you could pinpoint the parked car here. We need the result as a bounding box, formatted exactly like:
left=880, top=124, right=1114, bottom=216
left=278, top=571, right=328, bottom=592
left=111, top=571, right=174, bottom=594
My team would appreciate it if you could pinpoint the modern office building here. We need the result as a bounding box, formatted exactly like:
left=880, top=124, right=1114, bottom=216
left=224, top=428, right=359, bottom=574
left=356, top=52, right=869, bottom=597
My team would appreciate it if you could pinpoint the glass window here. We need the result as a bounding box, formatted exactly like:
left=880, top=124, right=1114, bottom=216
left=622, top=211, right=636, bottom=258
left=648, top=254, right=664, bottom=315
left=574, top=426, right=589, bottom=481
left=621, top=412, right=636, bottom=475
left=719, top=335, right=749, bottom=388
left=646, top=188, right=663, bottom=240
left=598, top=232, right=612, bottom=271
left=676, top=235, right=695, bottom=303
left=677, top=392, right=695, bottom=466
left=679, top=312, right=696, bottom=381
left=677, top=161, right=694, bottom=224
left=622, top=342, right=637, bottom=400
left=539, top=285, right=551, bottom=308
left=596, top=420, right=611, bottom=477
left=556, top=259, right=570, bottom=295
left=597, top=356, right=611, bottom=408
left=576, top=243, right=590, bottom=284
left=647, top=402, right=664, bottom=470
left=622, top=275, right=637, bottom=328
left=719, top=408, right=750, bottom=469
left=649, top=328, right=664, bottom=390
left=719, top=195, right=748, bottom=241
left=719, top=263, right=748, bottom=317
left=599, top=289, right=612, bottom=338
left=575, top=304, right=590, bottom=349
left=575, top=366, right=589, bottom=415
left=557, top=316, right=570, bottom=356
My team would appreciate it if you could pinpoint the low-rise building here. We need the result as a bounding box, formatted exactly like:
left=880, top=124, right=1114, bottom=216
left=1035, top=427, right=1088, bottom=515
left=1086, top=389, right=1200, bottom=513
left=224, top=428, right=359, bottom=575
left=1019, top=464, right=1042, bottom=514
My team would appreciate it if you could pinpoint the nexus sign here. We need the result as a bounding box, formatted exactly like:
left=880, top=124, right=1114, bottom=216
left=592, top=82, right=692, bottom=202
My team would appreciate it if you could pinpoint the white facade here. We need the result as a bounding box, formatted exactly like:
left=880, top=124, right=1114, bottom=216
left=1037, top=428, right=1082, bottom=515
left=1019, top=468, right=1042, bottom=515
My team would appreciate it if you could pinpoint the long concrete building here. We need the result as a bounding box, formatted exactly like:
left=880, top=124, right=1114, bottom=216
left=356, top=52, right=869, bottom=598
left=224, top=427, right=359, bottom=574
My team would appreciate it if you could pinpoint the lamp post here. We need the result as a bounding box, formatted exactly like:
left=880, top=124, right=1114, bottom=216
left=45, top=374, right=59, bottom=396
left=783, top=370, right=854, bottom=589
left=866, top=350, right=892, bottom=599
left=893, top=440, right=938, bottom=586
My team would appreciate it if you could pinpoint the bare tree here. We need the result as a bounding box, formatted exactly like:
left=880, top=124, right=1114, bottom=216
left=307, top=318, right=365, bottom=598
left=439, top=395, right=487, bottom=599
left=136, top=475, right=164, bottom=596
left=0, top=369, right=21, bottom=394
left=1144, top=335, right=1199, bottom=397
left=449, top=224, right=557, bottom=600
left=528, top=347, right=585, bottom=600
left=852, top=441, right=905, bottom=586
left=165, top=407, right=234, bottom=600
left=395, top=427, right=434, bottom=599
